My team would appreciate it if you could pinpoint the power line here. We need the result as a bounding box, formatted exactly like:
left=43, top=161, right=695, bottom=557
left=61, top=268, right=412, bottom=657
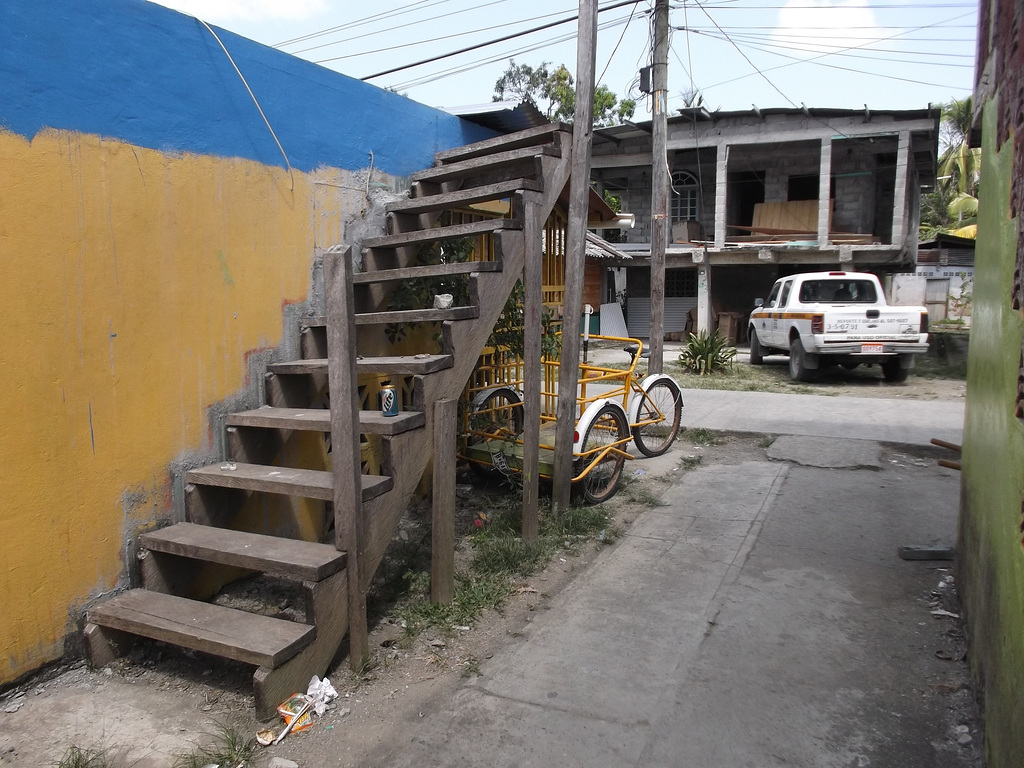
left=359, top=0, right=644, bottom=81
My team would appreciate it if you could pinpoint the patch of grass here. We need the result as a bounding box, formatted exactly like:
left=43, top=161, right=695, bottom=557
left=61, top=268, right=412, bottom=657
left=665, top=359, right=818, bottom=394
left=680, top=455, right=703, bottom=470
left=173, top=723, right=256, bottom=768
left=397, top=571, right=513, bottom=635
left=619, top=475, right=666, bottom=507
left=460, top=655, right=482, bottom=678
left=472, top=535, right=554, bottom=575
left=688, top=427, right=720, bottom=446
left=55, top=746, right=113, bottom=768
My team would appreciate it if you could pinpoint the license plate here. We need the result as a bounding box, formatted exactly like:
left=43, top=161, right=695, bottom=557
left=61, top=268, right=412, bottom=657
left=861, top=344, right=884, bottom=354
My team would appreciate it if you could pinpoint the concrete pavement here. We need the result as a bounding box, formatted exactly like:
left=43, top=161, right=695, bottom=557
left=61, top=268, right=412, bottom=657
left=361, top=389, right=976, bottom=767
left=679, top=388, right=964, bottom=446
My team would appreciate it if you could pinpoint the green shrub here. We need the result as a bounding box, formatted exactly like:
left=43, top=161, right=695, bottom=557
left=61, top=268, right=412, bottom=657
left=678, top=330, right=737, bottom=375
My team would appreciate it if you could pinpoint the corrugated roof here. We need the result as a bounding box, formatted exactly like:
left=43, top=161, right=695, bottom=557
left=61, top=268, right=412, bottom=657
left=445, top=100, right=549, bottom=134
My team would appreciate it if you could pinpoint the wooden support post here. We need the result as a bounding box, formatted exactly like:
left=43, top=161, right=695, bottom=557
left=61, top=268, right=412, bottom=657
left=553, top=0, right=598, bottom=513
left=521, top=195, right=542, bottom=540
left=431, top=398, right=456, bottom=604
left=648, top=0, right=670, bottom=373
left=324, top=246, right=368, bottom=670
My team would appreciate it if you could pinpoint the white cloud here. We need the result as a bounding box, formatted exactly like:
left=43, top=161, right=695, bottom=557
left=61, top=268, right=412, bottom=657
left=774, top=0, right=880, bottom=58
left=151, top=0, right=328, bottom=22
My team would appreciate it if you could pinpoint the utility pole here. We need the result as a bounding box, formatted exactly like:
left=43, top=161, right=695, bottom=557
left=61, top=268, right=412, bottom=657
left=552, top=0, right=598, bottom=513
left=648, top=0, right=670, bottom=373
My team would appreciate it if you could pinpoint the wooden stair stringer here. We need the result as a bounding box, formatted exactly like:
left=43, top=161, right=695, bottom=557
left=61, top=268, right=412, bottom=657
left=252, top=567, right=347, bottom=719
left=358, top=154, right=572, bottom=589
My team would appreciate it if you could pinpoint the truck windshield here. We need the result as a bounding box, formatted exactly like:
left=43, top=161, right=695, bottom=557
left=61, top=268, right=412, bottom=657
left=798, top=280, right=877, bottom=303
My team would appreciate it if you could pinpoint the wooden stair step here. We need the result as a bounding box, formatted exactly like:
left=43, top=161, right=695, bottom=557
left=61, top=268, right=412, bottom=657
left=352, top=260, right=501, bottom=285
left=433, top=123, right=568, bottom=164
left=186, top=462, right=392, bottom=502
left=228, top=407, right=331, bottom=431
left=362, top=218, right=518, bottom=249
left=141, top=522, right=346, bottom=581
left=87, top=589, right=314, bottom=668
left=358, top=409, right=426, bottom=435
left=354, top=306, right=477, bottom=325
left=387, top=178, right=542, bottom=216
left=269, top=355, right=453, bottom=376
left=227, top=406, right=424, bottom=435
left=410, top=145, right=560, bottom=185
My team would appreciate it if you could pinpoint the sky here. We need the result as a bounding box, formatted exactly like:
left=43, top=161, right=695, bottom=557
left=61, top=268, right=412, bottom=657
left=149, top=0, right=978, bottom=120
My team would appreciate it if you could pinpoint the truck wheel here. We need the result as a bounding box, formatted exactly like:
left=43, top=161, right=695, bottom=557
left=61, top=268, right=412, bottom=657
left=789, top=338, right=816, bottom=382
left=749, top=330, right=764, bottom=365
left=882, top=357, right=909, bottom=383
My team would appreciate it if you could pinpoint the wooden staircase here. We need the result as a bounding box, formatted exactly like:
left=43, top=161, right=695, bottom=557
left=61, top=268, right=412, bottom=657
left=83, top=123, right=573, bottom=719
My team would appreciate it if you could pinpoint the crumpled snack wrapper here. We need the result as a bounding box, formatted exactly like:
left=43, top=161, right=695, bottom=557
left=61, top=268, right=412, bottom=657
left=276, top=693, right=314, bottom=732
left=306, top=675, right=339, bottom=717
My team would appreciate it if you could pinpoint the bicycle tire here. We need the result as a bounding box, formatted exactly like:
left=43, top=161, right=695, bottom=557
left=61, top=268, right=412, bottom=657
left=573, top=404, right=628, bottom=505
left=631, top=378, right=682, bottom=457
left=466, top=388, right=523, bottom=478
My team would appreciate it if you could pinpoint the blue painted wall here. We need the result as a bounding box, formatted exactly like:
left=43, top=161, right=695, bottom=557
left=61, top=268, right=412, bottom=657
left=0, top=0, right=493, bottom=175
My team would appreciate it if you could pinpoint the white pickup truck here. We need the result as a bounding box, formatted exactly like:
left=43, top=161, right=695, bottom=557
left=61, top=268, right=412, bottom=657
left=748, top=271, right=929, bottom=382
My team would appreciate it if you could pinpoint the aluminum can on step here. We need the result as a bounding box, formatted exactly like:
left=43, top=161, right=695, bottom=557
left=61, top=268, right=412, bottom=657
left=380, top=382, right=398, bottom=417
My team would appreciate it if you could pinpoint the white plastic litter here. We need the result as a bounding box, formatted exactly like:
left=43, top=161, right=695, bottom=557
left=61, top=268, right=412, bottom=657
left=306, top=675, right=339, bottom=716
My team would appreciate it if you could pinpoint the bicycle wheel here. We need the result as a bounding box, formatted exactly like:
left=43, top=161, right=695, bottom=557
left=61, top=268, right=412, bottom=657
left=631, top=378, right=682, bottom=457
left=467, top=388, right=523, bottom=478
left=573, top=404, right=628, bottom=505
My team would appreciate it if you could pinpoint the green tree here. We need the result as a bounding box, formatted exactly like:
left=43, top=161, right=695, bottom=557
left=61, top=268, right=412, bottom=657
left=920, top=97, right=980, bottom=239
left=493, top=59, right=635, bottom=128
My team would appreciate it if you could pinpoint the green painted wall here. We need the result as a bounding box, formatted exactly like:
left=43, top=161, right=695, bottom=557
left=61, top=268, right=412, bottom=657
left=956, top=97, right=1024, bottom=767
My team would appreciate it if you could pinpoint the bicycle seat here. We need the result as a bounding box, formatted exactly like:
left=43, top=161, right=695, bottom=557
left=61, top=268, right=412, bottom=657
left=623, top=344, right=651, bottom=361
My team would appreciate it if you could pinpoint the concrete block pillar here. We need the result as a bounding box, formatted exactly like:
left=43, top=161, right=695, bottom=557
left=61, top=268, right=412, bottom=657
left=714, top=144, right=728, bottom=249
left=890, top=130, right=911, bottom=247
left=696, top=263, right=712, bottom=335
left=818, top=138, right=833, bottom=246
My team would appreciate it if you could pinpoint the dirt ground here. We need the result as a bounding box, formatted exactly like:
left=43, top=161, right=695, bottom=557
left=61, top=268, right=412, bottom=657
left=0, top=390, right=971, bottom=767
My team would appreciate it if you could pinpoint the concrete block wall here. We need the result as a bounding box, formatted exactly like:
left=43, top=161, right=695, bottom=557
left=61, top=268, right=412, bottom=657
left=0, top=0, right=493, bottom=685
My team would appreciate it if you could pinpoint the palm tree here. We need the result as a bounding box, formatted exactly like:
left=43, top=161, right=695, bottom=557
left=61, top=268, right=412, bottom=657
left=921, top=97, right=980, bottom=239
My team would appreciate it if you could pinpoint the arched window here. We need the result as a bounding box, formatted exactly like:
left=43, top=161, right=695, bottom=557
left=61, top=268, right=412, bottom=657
left=671, top=170, right=700, bottom=222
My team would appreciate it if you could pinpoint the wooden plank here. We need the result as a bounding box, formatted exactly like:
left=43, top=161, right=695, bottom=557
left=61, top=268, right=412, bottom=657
left=227, top=407, right=331, bottom=431
left=434, top=123, right=568, bottom=163
left=352, top=259, right=502, bottom=284
left=186, top=462, right=392, bottom=502
left=358, top=410, right=425, bottom=435
left=140, top=523, right=346, bottom=581
left=269, top=355, right=453, bottom=376
left=324, top=247, right=370, bottom=671
left=412, top=146, right=558, bottom=184
left=227, top=406, right=427, bottom=440
left=431, top=399, right=456, bottom=605
left=521, top=194, right=542, bottom=540
left=386, top=178, right=543, bottom=215
left=354, top=306, right=478, bottom=325
left=87, top=589, right=314, bottom=668
left=253, top=570, right=348, bottom=720
left=362, top=218, right=519, bottom=249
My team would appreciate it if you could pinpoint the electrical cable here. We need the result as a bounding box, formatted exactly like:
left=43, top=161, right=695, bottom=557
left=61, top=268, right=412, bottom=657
left=197, top=19, right=294, bottom=191
left=359, top=0, right=643, bottom=80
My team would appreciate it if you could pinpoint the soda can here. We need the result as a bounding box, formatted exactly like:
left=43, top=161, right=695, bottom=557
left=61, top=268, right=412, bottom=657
left=380, top=382, right=398, bottom=417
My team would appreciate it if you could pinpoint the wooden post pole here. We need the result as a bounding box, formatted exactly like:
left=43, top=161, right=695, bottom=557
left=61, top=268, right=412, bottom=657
left=552, top=0, right=598, bottom=513
left=324, top=247, right=369, bottom=670
left=521, top=196, right=542, bottom=540
left=648, top=0, right=670, bottom=374
left=431, top=398, right=456, bottom=604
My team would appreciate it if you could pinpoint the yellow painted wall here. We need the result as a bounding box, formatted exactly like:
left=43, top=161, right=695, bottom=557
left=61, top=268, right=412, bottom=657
left=0, top=127, right=361, bottom=683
